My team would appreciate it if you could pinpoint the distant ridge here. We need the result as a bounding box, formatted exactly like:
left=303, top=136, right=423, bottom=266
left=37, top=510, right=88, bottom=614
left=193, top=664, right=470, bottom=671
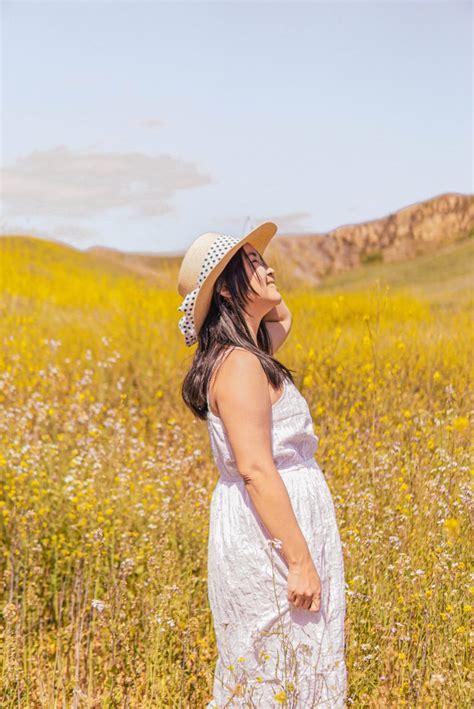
left=265, top=192, right=474, bottom=286
left=2, top=192, right=472, bottom=288
left=85, top=192, right=474, bottom=286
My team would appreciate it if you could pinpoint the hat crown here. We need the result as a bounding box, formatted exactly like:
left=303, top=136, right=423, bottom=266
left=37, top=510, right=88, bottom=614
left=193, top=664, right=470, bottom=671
left=177, top=231, right=237, bottom=297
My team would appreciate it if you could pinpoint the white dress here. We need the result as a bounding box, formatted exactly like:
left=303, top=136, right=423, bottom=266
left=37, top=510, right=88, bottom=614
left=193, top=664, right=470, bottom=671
left=205, top=357, right=347, bottom=708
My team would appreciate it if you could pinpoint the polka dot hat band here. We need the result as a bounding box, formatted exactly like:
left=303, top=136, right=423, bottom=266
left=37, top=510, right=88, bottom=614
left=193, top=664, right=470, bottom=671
left=177, top=234, right=240, bottom=346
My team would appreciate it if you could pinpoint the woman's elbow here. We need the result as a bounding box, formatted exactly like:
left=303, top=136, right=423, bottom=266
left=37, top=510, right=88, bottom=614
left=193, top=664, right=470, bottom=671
left=238, top=461, right=277, bottom=486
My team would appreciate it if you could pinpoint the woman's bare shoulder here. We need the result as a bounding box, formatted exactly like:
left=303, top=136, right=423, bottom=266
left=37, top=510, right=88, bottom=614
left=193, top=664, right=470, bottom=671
left=210, top=347, right=266, bottom=408
left=217, top=346, right=264, bottom=380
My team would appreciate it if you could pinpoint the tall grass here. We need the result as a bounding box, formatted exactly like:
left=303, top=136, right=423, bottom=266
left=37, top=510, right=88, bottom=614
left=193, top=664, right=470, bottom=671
left=0, top=236, right=472, bottom=707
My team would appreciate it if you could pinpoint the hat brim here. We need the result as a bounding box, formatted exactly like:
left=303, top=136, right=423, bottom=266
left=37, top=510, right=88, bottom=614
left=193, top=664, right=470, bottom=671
left=192, top=221, right=278, bottom=338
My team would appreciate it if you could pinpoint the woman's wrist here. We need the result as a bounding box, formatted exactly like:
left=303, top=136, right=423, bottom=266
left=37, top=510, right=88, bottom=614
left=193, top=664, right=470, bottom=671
left=287, top=549, right=312, bottom=569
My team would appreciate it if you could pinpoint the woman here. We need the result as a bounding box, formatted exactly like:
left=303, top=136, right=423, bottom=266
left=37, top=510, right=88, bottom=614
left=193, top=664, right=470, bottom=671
left=177, top=223, right=347, bottom=707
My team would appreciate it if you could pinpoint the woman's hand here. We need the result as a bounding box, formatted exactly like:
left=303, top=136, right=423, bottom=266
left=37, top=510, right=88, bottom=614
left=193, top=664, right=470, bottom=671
left=287, top=556, right=322, bottom=612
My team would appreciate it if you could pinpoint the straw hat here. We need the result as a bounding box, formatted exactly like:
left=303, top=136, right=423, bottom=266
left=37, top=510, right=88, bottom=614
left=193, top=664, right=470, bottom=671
left=177, top=221, right=278, bottom=346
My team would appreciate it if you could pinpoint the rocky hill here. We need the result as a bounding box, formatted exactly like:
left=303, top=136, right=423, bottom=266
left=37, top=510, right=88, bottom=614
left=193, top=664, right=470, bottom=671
left=265, top=192, right=474, bottom=286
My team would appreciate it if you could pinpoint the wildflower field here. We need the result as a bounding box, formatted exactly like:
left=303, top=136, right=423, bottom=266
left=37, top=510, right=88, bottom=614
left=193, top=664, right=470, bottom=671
left=0, top=235, right=472, bottom=707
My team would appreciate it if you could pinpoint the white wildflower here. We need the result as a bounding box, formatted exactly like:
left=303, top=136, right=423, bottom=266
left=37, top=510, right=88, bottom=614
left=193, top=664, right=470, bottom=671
left=267, top=538, right=283, bottom=550
left=91, top=599, right=106, bottom=613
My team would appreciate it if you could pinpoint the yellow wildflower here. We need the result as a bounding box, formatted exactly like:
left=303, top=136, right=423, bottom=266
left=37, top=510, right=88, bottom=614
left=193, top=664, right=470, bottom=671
left=453, top=416, right=469, bottom=431
left=443, top=518, right=460, bottom=540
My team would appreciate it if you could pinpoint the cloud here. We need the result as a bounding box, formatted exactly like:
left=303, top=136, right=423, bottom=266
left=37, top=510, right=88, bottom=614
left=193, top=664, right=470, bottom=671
left=229, top=211, right=314, bottom=235
left=0, top=219, right=98, bottom=245
left=140, top=118, right=167, bottom=129
left=1, top=146, right=213, bottom=219
left=45, top=223, right=99, bottom=244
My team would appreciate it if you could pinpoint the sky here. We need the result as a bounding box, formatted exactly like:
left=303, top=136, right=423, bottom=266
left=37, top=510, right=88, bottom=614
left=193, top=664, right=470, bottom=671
left=1, top=0, right=472, bottom=255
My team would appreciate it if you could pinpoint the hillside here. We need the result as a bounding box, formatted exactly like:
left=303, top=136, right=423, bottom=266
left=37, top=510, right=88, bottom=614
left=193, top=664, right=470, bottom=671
left=316, top=232, right=473, bottom=307
left=265, top=192, right=474, bottom=288
left=1, top=231, right=472, bottom=314
left=1, top=192, right=473, bottom=298
left=83, top=192, right=473, bottom=290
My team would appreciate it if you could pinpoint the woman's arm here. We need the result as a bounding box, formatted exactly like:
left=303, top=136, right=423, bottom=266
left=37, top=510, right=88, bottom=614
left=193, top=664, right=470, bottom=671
left=262, top=298, right=291, bottom=322
left=262, top=298, right=292, bottom=354
left=214, top=348, right=310, bottom=567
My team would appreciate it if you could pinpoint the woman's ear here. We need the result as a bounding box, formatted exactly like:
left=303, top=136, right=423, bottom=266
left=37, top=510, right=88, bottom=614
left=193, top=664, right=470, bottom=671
left=218, top=284, right=231, bottom=299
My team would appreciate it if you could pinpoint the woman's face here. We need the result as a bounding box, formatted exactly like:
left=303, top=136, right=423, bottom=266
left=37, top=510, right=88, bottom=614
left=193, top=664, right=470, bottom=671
left=241, top=242, right=282, bottom=311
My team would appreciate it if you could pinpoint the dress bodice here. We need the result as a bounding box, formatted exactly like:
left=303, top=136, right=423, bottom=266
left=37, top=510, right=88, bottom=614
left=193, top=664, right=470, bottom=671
left=206, top=377, right=319, bottom=483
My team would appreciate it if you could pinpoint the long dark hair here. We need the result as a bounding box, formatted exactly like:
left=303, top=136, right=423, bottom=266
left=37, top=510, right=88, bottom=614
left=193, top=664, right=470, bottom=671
left=181, top=246, right=294, bottom=420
